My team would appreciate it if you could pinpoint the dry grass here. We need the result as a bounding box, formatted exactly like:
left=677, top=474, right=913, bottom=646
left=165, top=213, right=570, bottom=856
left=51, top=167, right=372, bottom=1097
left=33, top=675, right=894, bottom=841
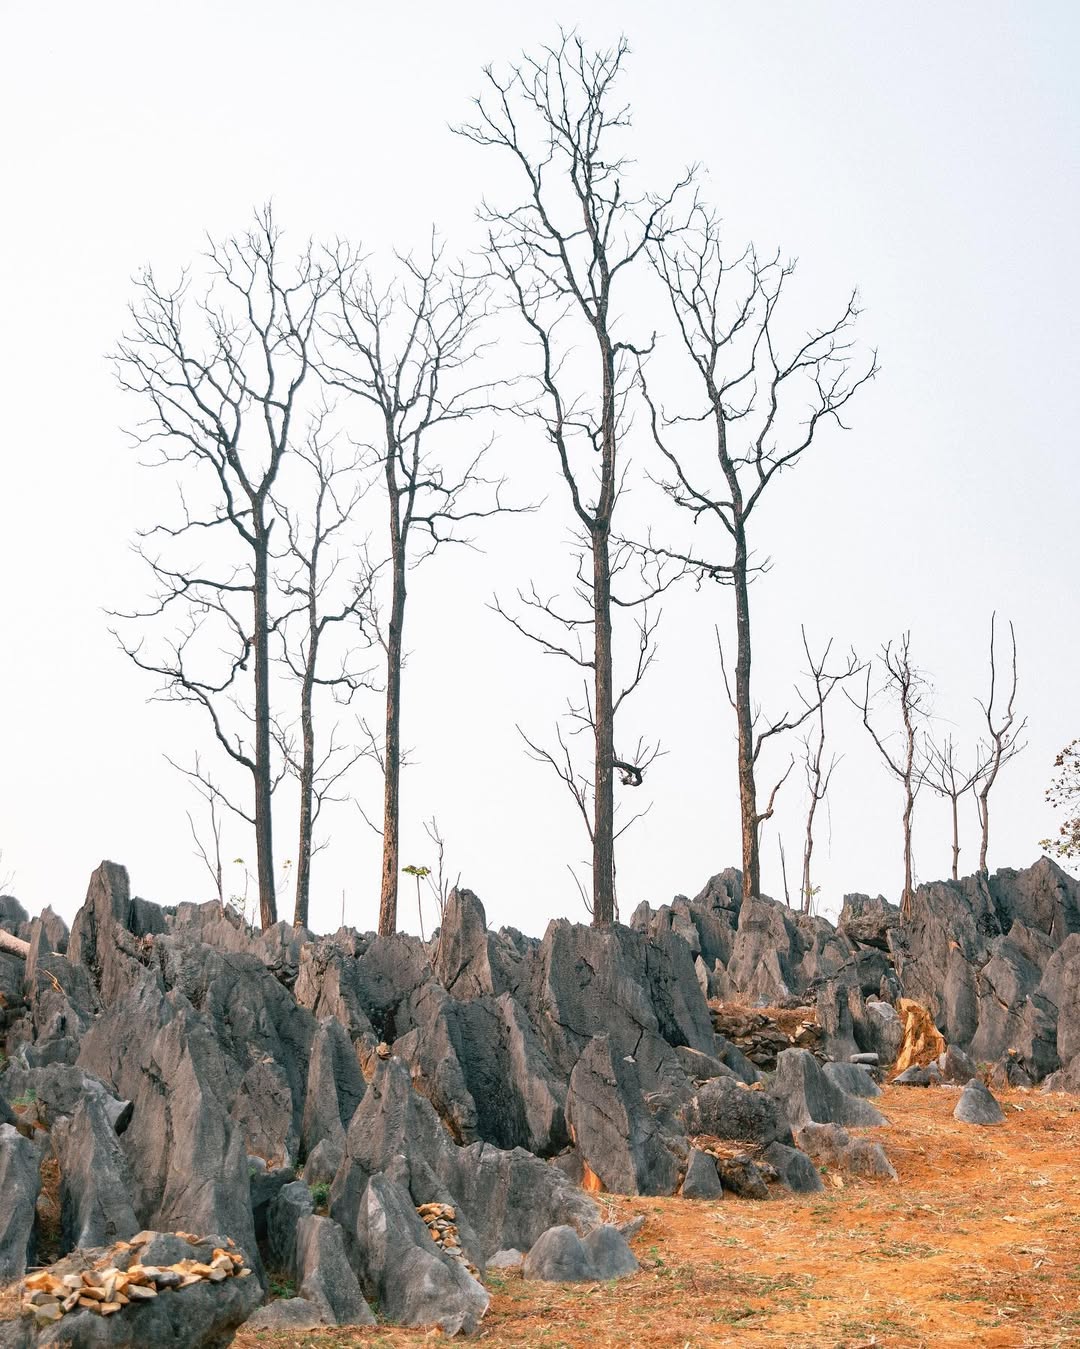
left=231, top=1084, right=1080, bottom=1349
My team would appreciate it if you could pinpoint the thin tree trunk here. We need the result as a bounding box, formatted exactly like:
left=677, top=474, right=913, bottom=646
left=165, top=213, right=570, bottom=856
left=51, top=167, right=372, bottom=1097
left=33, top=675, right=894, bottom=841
left=802, top=796, right=818, bottom=915
left=592, top=521, right=615, bottom=925
left=733, top=532, right=758, bottom=903
left=378, top=557, right=406, bottom=936
left=977, top=789, right=990, bottom=876
left=293, top=626, right=317, bottom=928
left=950, top=793, right=960, bottom=881
left=901, top=784, right=914, bottom=917
left=252, top=517, right=277, bottom=930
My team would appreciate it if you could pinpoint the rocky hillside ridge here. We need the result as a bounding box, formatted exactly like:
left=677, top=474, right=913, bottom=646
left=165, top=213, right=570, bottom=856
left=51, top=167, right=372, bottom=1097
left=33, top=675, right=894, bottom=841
left=0, top=857, right=1077, bottom=1344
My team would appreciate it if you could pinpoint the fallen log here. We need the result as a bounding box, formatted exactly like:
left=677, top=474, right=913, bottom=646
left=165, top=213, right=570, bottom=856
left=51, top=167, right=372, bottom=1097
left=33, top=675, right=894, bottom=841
left=0, top=927, right=30, bottom=958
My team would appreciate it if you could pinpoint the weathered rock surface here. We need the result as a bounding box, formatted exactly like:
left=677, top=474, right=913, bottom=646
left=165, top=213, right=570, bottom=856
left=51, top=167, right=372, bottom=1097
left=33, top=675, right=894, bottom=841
left=4, top=1231, right=261, bottom=1348
left=0, top=1123, right=39, bottom=1280
left=294, top=1215, right=376, bottom=1326
left=522, top=1223, right=638, bottom=1283
left=761, top=1141, right=825, bottom=1193
left=681, top=1148, right=724, bottom=1200
left=954, top=1079, right=1006, bottom=1126
left=52, top=1095, right=139, bottom=1250
left=796, top=1122, right=898, bottom=1180
left=681, top=1075, right=793, bottom=1147
left=244, top=1298, right=325, bottom=1331
left=349, top=1171, right=489, bottom=1334
left=566, top=1035, right=682, bottom=1195
left=822, top=1062, right=881, bottom=1099
left=769, top=1049, right=887, bottom=1129
left=267, top=1179, right=314, bottom=1274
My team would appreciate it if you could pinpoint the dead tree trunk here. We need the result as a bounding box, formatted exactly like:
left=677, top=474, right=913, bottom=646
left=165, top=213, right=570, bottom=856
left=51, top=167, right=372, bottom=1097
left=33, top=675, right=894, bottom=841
left=642, top=204, right=875, bottom=906
left=854, top=634, right=931, bottom=918
left=0, top=929, right=29, bottom=959
left=325, top=247, right=511, bottom=937
left=113, top=211, right=330, bottom=930
left=462, top=36, right=690, bottom=925
left=378, top=552, right=407, bottom=936
left=975, top=613, right=1026, bottom=876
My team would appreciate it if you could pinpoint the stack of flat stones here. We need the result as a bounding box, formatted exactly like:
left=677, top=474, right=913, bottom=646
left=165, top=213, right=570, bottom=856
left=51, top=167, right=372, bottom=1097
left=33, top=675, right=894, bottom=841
left=19, top=1231, right=250, bottom=1327
left=416, top=1203, right=479, bottom=1280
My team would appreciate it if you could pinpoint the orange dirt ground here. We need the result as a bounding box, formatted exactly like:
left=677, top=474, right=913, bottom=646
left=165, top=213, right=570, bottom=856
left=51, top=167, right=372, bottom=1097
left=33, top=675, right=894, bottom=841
left=230, top=1084, right=1080, bottom=1349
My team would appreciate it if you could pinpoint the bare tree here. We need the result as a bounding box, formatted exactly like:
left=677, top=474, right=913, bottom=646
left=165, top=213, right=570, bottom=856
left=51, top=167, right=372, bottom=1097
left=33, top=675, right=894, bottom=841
left=641, top=203, right=876, bottom=905
left=924, top=734, right=987, bottom=881
left=854, top=634, right=932, bottom=917
left=323, top=244, right=515, bottom=937
left=797, top=630, right=861, bottom=914
left=974, top=613, right=1026, bottom=875
left=113, top=210, right=329, bottom=929
left=460, top=34, right=690, bottom=925
left=271, top=418, right=378, bottom=928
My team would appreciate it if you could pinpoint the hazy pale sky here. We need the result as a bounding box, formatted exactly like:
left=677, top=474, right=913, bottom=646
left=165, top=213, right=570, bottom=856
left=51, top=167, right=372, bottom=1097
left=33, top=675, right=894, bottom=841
left=2, top=1, right=1078, bottom=935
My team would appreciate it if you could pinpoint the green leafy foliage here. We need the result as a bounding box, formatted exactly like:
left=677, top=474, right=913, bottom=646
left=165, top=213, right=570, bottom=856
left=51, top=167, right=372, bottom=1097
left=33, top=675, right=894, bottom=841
left=1041, top=739, right=1080, bottom=862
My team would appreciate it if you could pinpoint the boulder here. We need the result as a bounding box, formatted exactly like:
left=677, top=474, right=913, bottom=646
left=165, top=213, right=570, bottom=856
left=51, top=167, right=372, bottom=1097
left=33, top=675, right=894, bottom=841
left=681, top=1075, right=793, bottom=1147
left=28, top=1234, right=262, bottom=1347
left=761, top=1142, right=825, bottom=1193
left=517, top=919, right=714, bottom=1088
left=295, top=1214, right=376, bottom=1326
left=52, top=1094, right=139, bottom=1250
left=0, top=1123, right=39, bottom=1279
left=714, top=1154, right=771, bottom=1200
left=487, top=1248, right=524, bottom=1269
left=837, top=894, right=900, bottom=950
left=681, top=1148, right=723, bottom=1200
left=522, top=1225, right=598, bottom=1283
left=954, top=1079, right=1006, bottom=1126
left=795, top=1122, right=898, bottom=1180
left=937, top=1043, right=979, bottom=1085
left=301, top=1137, right=342, bottom=1190
left=857, top=999, right=904, bottom=1066
left=769, top=1049, right=886, bottom=1129
left=243, top=1299, right=324, bottom=1331
left=892, top=1063, right=942, bottom=1087
left=521, top=1224, right=637, bottom=1283
left=822, top=1062, right=881, bottom=1099
left=582, top=1224, right=639, bottom=1278
left=565, top=1036, right=681, bottom=1195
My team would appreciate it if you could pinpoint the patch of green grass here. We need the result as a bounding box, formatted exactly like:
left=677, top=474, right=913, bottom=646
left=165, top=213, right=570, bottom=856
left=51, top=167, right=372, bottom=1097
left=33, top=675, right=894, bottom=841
left=307, top=1180, right=330, bottom=1209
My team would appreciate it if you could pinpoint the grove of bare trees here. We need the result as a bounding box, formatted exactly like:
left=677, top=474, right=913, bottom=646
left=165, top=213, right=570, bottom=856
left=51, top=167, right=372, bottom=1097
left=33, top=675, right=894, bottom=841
left=110, top=35, right=1037, bottom=936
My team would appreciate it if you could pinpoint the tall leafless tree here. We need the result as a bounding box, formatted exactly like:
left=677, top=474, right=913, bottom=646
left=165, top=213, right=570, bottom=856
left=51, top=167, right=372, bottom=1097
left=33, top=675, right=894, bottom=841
left=460, top=34, right=691, bottom=925
left=797, top=630, right=861, bottom=914
left=924, top=734, right=988, bottom=881
left=113, top=210, right=329, bottom=929
left=854, top=633, right=931, bottom=917
left=974, top=613, right=1026, bottom=875
left=271, top=417, right=378, bottom=928
left=640, top=203, right=876, bottom=904
left=323, top=245, right=515, bottom=937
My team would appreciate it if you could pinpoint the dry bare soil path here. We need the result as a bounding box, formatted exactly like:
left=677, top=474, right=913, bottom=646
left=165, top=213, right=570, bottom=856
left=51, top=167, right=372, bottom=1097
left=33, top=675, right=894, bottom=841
left=236, top=1085, right=1080, bottom=1349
